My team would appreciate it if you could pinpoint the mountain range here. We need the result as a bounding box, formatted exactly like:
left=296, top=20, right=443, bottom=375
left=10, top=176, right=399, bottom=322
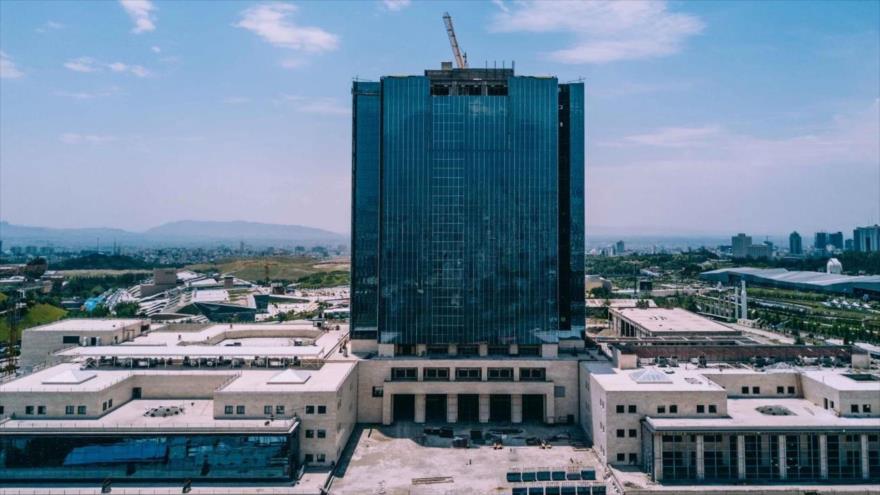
left=0, top=220, right=347, bottom=249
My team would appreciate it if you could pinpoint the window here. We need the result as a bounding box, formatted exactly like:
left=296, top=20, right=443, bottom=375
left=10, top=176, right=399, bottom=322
left=306, top=430, right=314, bottom=438
left=852, top=404, right=860, bottom=413
left=25, top=406, right=34, bottom=415
left=306, top=405, right=315, bottom=414
left=455, top=368, right=481, bottom=381
left=77, top=405, right=86, bottom=415
left=108, top=399, right=113, bottom=408
left=697, top=405, right=705, bottom=414
left=372, top=386, right=384, bottom=398
left=777, top=386, right=785, bottom=394
left=304, top=454, right=314, bottom=463
left=423, top=368, right=450, bottom=381
left=317, top=454, right=326, bottom=463
left=616, top=405, right=625, bottom=414
left=37, top=406, right=46, bottom=415
left=317, top=430, right=326, bottom=438
left=488, top=345, right=509, bottom=356
left=616, top=429, right=625, bottom=438
left=519, top=368, right=546, bottom=381
left=426, top=344, right=448, bottom=355
left=554, top=386, right=566, bottom=398
left=741, top=386, right=749, bottom=394
left=488, top=368, right=513, bottom=381
left=65, top=405, right=75, bottom=415
left=102, top=402, right=108, bottom=411
left=276, top=405, right=285, bottom=414
left=317, top=405, right=327, bottom=414
left=657, top=405, right=666, bottom=414
left=787, top=386, right=795, bottom=394
left=616, top=453, right=626, bottom=462
left=628, top=405, right=636, bottom=413
left=708, top=404, right=717, bottom=413
left=629, top=453, right=638, bottom=463
left=628, top=429, right=637, bottom=438
left=391, top=368, right=417, bottom=381
left=752, top=386, right=760, bottom=394
left=225, top=405, right=233, bottom=415
left=669, top=405, right=677, bottom=413
left=830, top=400, right=835, bottom=409
left=0, top=406, right=4, bottom=414
left=864, top=404, right=872, bottom=413
left=457, top=345, right=479, bottom=356
left=264, top=405, right=273, bottom=415
left=62, top=335, right=80, bottom=344
left=517, top=345, right=540, bottom=356
left=235, top=405, right=245, bottom=415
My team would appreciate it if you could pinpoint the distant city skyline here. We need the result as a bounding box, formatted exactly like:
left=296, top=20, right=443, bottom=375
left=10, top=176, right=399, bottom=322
left=1, top=1, right=878, bottom=235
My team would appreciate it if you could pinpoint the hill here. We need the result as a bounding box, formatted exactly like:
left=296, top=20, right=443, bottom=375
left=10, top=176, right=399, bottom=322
left=186, top=256, right=349, bottom=283
left=53, top=254, right=157, bottom=271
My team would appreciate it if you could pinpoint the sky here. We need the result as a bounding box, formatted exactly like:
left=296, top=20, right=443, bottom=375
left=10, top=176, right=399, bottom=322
left=0, top=0, right=878, bottom=238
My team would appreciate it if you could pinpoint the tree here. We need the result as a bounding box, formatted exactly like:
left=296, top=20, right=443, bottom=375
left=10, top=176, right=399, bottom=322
left=113, top=302, right=142, bottom=317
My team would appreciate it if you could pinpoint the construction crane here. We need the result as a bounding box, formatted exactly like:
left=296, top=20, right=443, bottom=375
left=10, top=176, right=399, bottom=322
left=442, top=12, right=468, bottom=69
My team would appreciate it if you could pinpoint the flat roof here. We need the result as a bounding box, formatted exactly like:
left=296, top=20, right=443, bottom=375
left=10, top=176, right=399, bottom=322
left=26, top=318, right=145, bottom=332
left=646, top=398, right=880, bottom=432
left=589, top=365, right=726, bottom=393
left=0, top=363, right=234, bottom=393
left=801, top=369, right=880, bottom=392
left=59, top=344, right=326, bottom=359
left=219, top=362, right=356, bottom=393
left=0, top=399, right=297, bottom=434
left=613, top=308, right=737, bottom=334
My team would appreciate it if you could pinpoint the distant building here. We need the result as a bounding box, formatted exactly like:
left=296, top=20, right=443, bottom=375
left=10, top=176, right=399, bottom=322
left=827, top=258, right=843, bottom=274
left=845, top=238, right=854, bottom=251
left=746, top=243, right=771, bottom=259
left=731, top=233, right=751, bottom=258
left=854, top=225, right=880, bottom=252
left=829, top=231, right=844, bottom=250
left=789, top=231, right=802, bottom=255
left=701, top=267, right=880, bottom=297
left=614, top=240, right=625, bottom=255
left=814, top=231, right=829, bottom=252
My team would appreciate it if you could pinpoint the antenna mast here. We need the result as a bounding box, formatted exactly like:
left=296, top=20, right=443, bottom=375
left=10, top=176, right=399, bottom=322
left=442, top=12, right=468, bottom=69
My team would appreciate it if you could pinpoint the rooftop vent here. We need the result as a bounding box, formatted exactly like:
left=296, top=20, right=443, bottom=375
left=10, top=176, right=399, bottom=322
left=756, top=405, right=793, bottom=416
left=42, top=369, right=97, bottom=385
left=267, top=369, right=311, bottom=385
left=630, top=367, right=673, bottom=384
left=145, top=405, right=184, bottom=417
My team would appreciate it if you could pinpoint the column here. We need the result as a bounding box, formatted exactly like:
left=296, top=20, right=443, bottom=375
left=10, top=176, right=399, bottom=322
left=736, top=435, right=746, bottom=480
left=478, top=344, right=488, bottom=357
left=695, top=435, right=705, bottom=480
left=653, top=434, right=664, bottom=481
left=861, top=434, right=870, bottom=480
left=382, top=392, right=392, bottom=425
left=778, top=434, right=787, bottom=480
left=545, top=392, right=556, bottom=424
left=819, top=434, right=828, bottom=480
left=446, top=394, right=458, bottom=423
left=478, top=394, right=490, bottom=423
left=414, top=394, right=425, bottom=424
left=511, top=394, right=523, bottom=424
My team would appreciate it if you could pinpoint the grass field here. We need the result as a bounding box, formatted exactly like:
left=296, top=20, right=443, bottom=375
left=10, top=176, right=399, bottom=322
left=0, top=303, right=68, bottom=342
left=186, top=256, right=350, bottom=283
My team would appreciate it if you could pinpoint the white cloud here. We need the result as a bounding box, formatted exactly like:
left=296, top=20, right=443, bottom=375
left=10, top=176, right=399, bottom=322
left=64, top=58, right=151, bottom=77
left=60, top=133, right=117, bottom=145
left=236, top=3, right=339, bottom=53
left=36, top=20, right=64, bottom=33
left=621, top=125, right=721, bottom=148
left=119, top=0, right=157, bottom=33
left=382, top=0, right=411, bottom=11
left=490, top=0, right=703, bottom=64
left=278, top=94, right=349, bottom=116
left=151, top=45, right=161, bottom=53
left=54, top=87, right=121, bottom=100
left=491, top=0, right=509, bottom=13
left=0, top=51, right=24, bottom=79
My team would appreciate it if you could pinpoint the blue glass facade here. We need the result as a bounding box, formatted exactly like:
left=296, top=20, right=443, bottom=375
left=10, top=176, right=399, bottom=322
left=351, top=68, right=585, bottom=345
left=0, top=433, right=298, bottom=481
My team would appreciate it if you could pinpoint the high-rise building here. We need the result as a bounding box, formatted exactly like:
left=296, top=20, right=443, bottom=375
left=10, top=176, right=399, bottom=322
left=814, top=231, right=829, bottom=252
left=854, top=225, right=880, bottom=252
left=731, top=233, right=751, bottom=258
left=789, top=231, right=802, bottom=255
left=351, top=65, right=585, bottom=345
left=829, top=231, right=844, bottom=250
left=614, top=240, right=625, bottom=255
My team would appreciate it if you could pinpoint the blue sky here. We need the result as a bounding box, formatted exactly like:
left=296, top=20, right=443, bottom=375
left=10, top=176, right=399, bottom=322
left=1, top=0, right=878, bottom=237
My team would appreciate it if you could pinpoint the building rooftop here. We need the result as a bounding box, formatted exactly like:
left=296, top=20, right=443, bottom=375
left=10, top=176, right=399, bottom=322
left=646, top=398, right=880, bottom=432
left=219, top=362, right=356, bottom=393
left=26, top=318, right=145, bottom=332
left=613, top=307, right=737, bottom=334
left=587, top=364, right=726, bottom=393
left=0, top=399, right=297, bottom=434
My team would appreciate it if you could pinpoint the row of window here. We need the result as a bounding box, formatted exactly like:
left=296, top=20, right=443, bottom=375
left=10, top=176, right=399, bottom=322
left=303, top=453, right=327, bottom=464
left=22, top=404, right=89, bottom=415
left=741, top=386, right=762, bottom=394
left=304, top=429, right=327, bottom=439
left=850, top=404, right=872, bottom=413
left=776, top=386, right=797, bottom=394
left=396, top=344, right=541, bottom=357
left=696, top=404, right=718, bottom=414
left=616, top=429, right=638, bottom=438
left=224, top=404, right=327, bottom=415
left=101, top=399, right=114, bottom=411
left=616, top=453, right=638, bottom=464
left=615, top=404, right=638, bottom=414
left=391, top=367, right=546, bottom=382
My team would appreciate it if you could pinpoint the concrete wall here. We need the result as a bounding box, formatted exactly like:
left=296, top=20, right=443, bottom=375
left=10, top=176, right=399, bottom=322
left=702, top=371, right=801, bottom=398
left=20, top=320, right=147, bottom=371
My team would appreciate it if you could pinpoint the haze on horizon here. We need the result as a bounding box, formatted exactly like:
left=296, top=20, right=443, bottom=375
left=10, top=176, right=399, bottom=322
left=1, top=0, right=878, bottom=238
